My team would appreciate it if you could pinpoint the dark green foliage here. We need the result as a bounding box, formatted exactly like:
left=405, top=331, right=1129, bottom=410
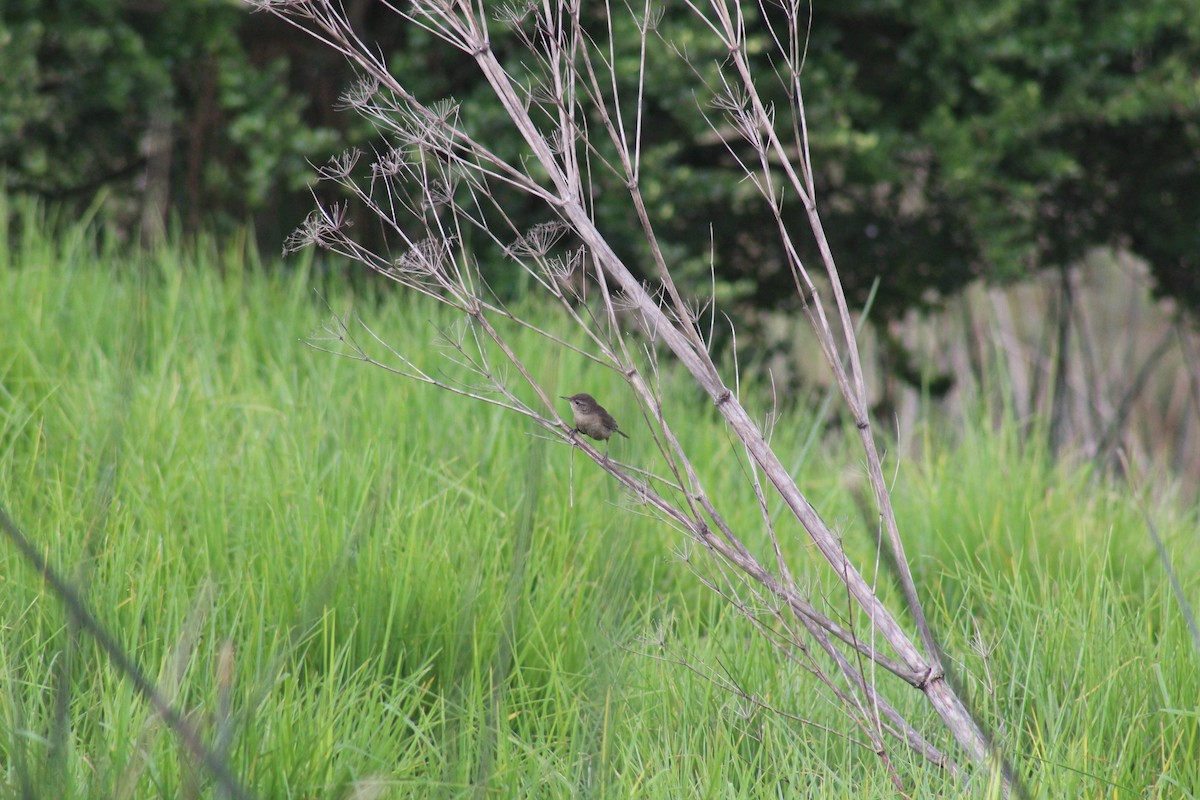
left=787, top=0, right=1200, bottom=318
left=2, top=0, right=1197, bottom=319
left=2, top=0, right=173, bottom=196
left=660, top=0, right=1200, bottom=321
left=0, top=0, right=346, bottom=240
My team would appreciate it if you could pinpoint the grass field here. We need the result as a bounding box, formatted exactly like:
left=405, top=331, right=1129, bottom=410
left=2, top=201, right=1198, bottom=798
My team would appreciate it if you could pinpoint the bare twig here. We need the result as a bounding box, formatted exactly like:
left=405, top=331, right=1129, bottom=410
left=0, top=505, right=254, bottom=800
left=252, top=0, right=1012, bottom=790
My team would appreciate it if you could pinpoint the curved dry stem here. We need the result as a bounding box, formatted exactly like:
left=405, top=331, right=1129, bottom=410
left=255, top=0, right=1014, bottom=791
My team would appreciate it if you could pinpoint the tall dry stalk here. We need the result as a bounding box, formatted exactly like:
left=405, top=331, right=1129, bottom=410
left=251, top=0, right=1014, bottom=791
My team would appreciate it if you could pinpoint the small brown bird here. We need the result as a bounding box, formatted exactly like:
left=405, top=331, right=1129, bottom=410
left=562, top=393, right=629, bottom=444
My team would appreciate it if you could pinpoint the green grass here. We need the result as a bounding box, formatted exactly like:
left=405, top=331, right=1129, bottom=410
left=1, top=198, right=1197, bottom=798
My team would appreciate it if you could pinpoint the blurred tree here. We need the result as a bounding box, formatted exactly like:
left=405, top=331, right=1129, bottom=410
left=0, top=0, right=347, bottom=244
left=658, top=0, right=1200, bottom=322
left=1, top=0, right=1196, bottom=322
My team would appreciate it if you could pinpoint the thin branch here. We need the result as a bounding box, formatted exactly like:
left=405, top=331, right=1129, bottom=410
left=0, top=505, right=254, bottom=800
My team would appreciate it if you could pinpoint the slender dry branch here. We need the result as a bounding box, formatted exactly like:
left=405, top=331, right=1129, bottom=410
left=0, top=505, right=254, bottom=800
left=251, top=0, right=1013, bottom=791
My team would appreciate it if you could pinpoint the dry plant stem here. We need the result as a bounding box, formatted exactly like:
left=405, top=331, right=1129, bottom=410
left=632, top=634, right=916, bottom=795
left=687, top=0, right=997, bottom=770
left=570, top=11, right=929, bottom=767
left=1120, top=452, right=1200, bottom=655
left=574, top=6, right=705, bottom=352
left=534, top=132, right=995, bottom=762
left=335, top=290, right=944, bottom=765
left=692, top=556, right=954, bottom=779
left=696, top=0, right=941, bottom=665
left=629, top=639, right=872, bottom=748
left=255, top=0, right=1002, bottom=783
left=0, top=506, right=254, bottom=800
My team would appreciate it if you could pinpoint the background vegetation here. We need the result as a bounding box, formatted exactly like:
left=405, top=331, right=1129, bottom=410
left=1, top=201, right=1197, bottom=797
left=3, top=0, right=1199, bottom=795
left=2, top=0, right=1198, bottom=321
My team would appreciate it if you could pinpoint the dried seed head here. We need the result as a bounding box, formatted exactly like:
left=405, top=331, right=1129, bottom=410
left=337, top=77, right=380, bottom=112
left=388, top=236, right=456, bottom=278
left=283, top=203, right=351, bottom=255
left=508, top=221, right=569, bottom=258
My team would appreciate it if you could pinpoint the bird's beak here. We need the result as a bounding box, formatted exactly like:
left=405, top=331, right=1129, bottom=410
left=560, top=396, right=569, bottom=400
